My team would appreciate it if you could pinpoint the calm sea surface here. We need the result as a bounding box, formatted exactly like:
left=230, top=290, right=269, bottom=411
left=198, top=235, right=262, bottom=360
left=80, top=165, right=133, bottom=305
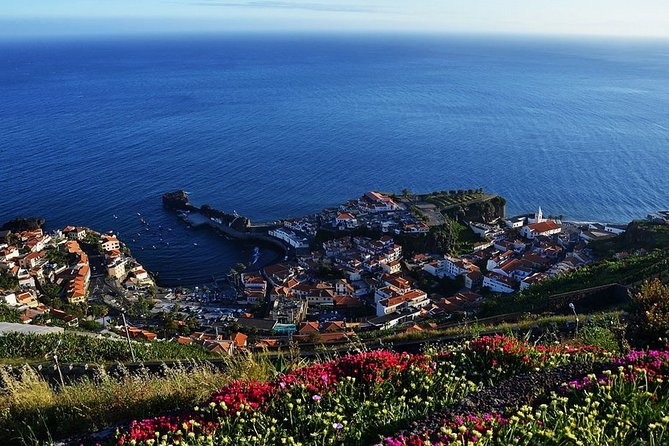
left=1, top=34, right=668, bottom=284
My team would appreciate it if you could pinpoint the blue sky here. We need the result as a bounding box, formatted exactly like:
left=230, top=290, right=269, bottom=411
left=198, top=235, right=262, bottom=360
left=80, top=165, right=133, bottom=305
left=3, top=0, right=669, bottom=39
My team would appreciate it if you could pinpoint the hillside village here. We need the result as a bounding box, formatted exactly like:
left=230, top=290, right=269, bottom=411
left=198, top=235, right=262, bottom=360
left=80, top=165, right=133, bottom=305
left=0, top=224, right=154, bottom=331
left=0, top=190, right=645, bottom=356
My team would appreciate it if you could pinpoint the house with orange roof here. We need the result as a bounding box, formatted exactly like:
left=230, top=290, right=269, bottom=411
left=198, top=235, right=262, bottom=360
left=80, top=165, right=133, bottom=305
left=359, top=191, right=399, bottom=212
left=332, top=295, right=363, bottom=308
left=334, top=212, right=358, bottom=229
left=254, top=338, right=280, bottom=349
left=204, top=340, right=233, bottom=355
left=175, top=335, right=193, bottom=345
left=335, top=279, right=355, bottom=296
left=520, top=272, right=548, bottom=290
left=376, top=289, right=429, bottom=317
left=231, top=332, right=248, bottom=349
left=520, top=221, right=562, bottom=240
left=65, top=226, right=87, bottom=240
left=382, top=260, right=402, bottom=275
left=298, top=321, right=320, bottom=334
left=16, top=291, right=39, bottom=308
left=100, top=234, right=120, bottom=252
left=323, top=321, right=346, bottom=332
left=20, top=251, right=45, bottom=269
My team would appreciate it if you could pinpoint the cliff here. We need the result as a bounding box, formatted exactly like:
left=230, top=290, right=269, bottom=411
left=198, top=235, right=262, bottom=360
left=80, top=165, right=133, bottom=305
left=443, top=195, right=506, bottom=223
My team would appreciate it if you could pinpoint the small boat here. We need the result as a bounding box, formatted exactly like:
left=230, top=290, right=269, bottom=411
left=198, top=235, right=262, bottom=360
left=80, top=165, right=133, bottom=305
left=193, top=242, right=198, bottom=246
left=113, top=214, right=118, bottom=219
left=137, top=212, right=141, bottom=216
left=145, top=227, right=149, bottom=231
left=132, top=239, right=135, bottom=243
left=140, top=218, right=147, bottom=225
left=167, top=228, right=173, bottom=232
left=152, top=245, right=157, bottom=250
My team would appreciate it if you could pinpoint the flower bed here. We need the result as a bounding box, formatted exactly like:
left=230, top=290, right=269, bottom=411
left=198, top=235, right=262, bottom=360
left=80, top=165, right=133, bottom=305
left=109, top=336, right=609, bottom=446
left=380, top=346, right=669, bottom=446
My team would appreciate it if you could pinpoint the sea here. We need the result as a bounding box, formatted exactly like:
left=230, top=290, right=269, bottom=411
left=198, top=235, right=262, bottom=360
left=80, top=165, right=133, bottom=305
left=1, top=34, right=668, bottom=285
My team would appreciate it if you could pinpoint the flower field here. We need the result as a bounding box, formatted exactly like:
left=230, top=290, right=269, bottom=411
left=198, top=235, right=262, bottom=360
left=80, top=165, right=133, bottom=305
left=103, top=336, right=669, bottom=446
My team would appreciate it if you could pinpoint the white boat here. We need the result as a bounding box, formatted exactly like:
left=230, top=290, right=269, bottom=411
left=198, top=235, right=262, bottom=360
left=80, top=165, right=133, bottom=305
left=193, top=242, right=198, bottom=246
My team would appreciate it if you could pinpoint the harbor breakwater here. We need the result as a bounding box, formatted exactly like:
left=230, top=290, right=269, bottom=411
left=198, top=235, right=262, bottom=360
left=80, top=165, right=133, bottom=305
left=162, top=190, right=291, bottom=255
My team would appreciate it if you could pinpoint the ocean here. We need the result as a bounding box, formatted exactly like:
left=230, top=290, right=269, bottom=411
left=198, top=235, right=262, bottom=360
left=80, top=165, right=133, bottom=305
left=1, top=34, right=668, bottom=285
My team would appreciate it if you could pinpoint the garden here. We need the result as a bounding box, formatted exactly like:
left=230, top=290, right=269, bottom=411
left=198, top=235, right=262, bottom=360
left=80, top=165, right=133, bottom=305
left=87, top=334, right=669, bottom=446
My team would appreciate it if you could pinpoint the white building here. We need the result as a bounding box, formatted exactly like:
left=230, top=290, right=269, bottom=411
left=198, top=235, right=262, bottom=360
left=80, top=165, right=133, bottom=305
left=334, top=213, right=358, bottom=229
left=268, top=228, right=309, bottom=249
left=376, top=289, right=429, bottom=317
left=520, top=221, right=562, bottom=240
left=101, top=235, right=121, bottom=252
left=483, top=273, right=516, bottom=294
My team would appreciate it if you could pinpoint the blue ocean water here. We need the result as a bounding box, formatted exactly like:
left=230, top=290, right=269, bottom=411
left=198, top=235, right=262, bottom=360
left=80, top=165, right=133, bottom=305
left=1, top=34, right=668, bottom=284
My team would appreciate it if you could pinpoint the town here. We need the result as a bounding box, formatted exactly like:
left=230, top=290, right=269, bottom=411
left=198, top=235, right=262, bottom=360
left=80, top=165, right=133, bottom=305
left=0, top=189, right=651, bottom=356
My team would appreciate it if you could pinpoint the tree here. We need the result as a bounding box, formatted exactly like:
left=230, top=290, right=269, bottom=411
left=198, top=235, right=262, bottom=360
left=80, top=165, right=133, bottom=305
left=90, top=304, right=109, bottom=319
left=40, top=283, right=63, bottom=307
left=0, top=272, right=18, bottom=290
left=45, top=246, right=68, bottom=267
left=631, top=279, right=669, bottom=345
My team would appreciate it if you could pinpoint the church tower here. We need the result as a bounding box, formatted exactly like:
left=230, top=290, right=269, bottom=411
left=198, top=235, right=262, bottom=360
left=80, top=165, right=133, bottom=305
left=537, top=207, right=544, bottom=223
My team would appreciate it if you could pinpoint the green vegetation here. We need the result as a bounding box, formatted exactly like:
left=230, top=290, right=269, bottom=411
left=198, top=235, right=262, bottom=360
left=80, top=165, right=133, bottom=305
left=0, top=332, right=218, bottom=364
left=0, top=272, right=18, bottom=291
left=43, top=246, right=71, bottom=267
left=0, top=352, right=302, bottom=444
left=0, top=304, right=20, bottom=323
left=482, top=249, right=669, bottom=315
left=628, top=278, right=669, bottom=346
left=591, top=220, right=669, bottom=257
left=362, top=311, right=627, bottom=353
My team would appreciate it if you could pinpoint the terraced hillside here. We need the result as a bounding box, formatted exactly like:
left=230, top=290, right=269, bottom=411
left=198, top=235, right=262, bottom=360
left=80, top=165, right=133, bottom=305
left=87, top=335, right=669, bottom=446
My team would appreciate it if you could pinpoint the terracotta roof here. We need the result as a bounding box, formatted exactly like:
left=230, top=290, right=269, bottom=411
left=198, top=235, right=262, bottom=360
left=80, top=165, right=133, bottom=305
left=298, top=321, right=320, bottom=334
left=232, top=332, right=248, bottom=347
left=527, top=221, right=561, bottom=233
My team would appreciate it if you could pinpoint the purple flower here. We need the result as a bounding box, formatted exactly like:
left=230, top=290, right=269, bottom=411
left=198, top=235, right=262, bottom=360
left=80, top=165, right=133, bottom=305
left=332, top=422, right=343, bottom=430
left=312, top=394, right=321, bottom=401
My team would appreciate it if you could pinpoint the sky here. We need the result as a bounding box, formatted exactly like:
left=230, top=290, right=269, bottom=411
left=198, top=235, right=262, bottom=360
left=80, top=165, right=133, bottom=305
left=2, top=0, right=669, bottom=39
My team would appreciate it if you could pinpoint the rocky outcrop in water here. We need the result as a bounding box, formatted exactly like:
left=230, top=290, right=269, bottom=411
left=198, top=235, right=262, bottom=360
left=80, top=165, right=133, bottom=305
left=161, top=190, right=194, bottom=211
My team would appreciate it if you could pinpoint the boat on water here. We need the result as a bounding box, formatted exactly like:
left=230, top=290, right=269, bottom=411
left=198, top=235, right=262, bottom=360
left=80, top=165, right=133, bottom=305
left=140, top=218, right=147, bottom=225
left=152, top=245, right=157, bottom=250
left=113, top=214, right=118, bottom=219
left=193, top=242, right=198, bottom=246
left=137, top=212, right=141, bottom=216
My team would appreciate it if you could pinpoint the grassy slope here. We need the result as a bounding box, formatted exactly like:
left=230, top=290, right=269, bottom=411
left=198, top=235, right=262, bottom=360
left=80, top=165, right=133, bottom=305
left=0, top=332, right=217, bottom=364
